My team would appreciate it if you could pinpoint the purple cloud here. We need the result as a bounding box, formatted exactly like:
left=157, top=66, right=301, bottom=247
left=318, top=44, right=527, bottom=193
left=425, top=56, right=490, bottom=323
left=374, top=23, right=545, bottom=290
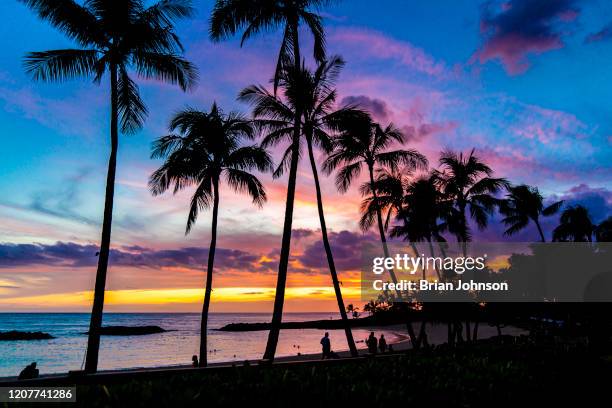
left=0, top=242, right=261, bottom=271
left=549, top=184, right=612, bottom=223
left=341, top=95, right=391, bottom=121
left=474, top=0, right=579, bottom=74
left=298, top=230, right=377, bottom=271
left=585, top=23, right=612, bottom=43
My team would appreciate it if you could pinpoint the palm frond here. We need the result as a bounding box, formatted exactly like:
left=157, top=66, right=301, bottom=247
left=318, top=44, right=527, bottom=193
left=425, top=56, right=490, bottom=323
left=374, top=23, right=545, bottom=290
left=225, top=168, right=267, bottom=206
left=335, top=161, right=362, bottom=193
left=21, top=0, right=106, bottom=46
left=118, top=67, right=148, bottom=134
left=133, top=51, right=198, bottom=91
left=24, top=49, right=100, bottom=82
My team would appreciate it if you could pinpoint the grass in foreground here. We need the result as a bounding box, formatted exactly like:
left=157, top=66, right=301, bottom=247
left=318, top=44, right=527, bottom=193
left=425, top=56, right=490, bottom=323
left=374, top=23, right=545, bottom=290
left=43, top=337, right=612, bottom=407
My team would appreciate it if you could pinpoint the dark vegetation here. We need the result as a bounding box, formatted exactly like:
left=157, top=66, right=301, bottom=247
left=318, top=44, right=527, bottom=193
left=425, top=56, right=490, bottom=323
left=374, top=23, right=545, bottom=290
left=55, top=336, right=612, bottom=407
left=85, top=326, right=168, bottom=336
left=0, top=331, right=54, bottom=341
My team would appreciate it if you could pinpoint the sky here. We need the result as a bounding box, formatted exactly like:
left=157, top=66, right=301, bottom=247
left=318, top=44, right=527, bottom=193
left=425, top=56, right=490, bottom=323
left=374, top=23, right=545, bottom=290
left=0, top=0, right=611, bottom=312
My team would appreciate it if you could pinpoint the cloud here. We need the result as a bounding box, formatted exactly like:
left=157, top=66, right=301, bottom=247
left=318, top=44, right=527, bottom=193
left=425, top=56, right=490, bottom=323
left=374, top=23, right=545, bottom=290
left=401, top=121, right=459, bottom=143
left=0, top=79, right=103, bottom=138
left=585, top=23, right=612, bottom=43
left=292, top=228, right=315, bottom=240
left=27, top=167, right=98, bottom=226
left=341, top=95, right=391, bottom=121
left=329, top=27, right=448, bottom=77
left=298, top=230, right=377, bottom=271
left=0, top=241, right=264, bottom=271
left=549, top=184, right=612, bottom=223
left=474, top=0, right=579, bottom=74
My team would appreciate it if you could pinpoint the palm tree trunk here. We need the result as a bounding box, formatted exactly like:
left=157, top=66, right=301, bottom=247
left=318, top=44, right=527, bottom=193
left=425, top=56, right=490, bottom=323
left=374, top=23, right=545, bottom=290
left=368, top=165, right=400, bottom=290
left=427, top=238, right=442, bottom=281
left=367, top=165, right=418, bottom=344
left=199, top=177, right=219, bottom=367
left=534, top=218, right=546, bottom=242
left=459, top=202, right=468, bottom=257
left=85, top=62, right=119, bottom=373
left=306, top=137, right=358, bottom=357
left=263, top=22, right=301, bottom=362
left=409, top=242, right=424, bottom=280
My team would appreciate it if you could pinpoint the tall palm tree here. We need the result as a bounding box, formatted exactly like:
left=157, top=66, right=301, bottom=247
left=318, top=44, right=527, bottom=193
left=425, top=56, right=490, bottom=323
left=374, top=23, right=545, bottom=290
left=22, top=0, right=198, bottom=372
left=211, top=0, right=331, bottom=361
left=239, top=56, right=360, bottom=357
left=553, top=205, right=595, bottom=242
left=391, top=175, right=452, bottom=281
left=149, top=104, right=272, bottom=366
left=499, top=184, right=563, bottom=242
left=323, top=116, right=427, bottom=345
left=435, top=149, right=508, bottom=255
left=359, top=168, right=428, bottom=280
left=323, top=115, right=428, bottom=291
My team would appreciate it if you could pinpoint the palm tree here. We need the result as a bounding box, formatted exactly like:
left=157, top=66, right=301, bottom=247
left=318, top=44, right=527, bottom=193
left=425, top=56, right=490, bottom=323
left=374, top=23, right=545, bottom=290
left=391, top=175, right=452, bottom=281
left=595, top=216, right=612, bottom=242
left=360, top=168, right=429, bottom=279
left=553, top=205, right=595, bottom=242
left=323, top=116, right=426, bottom=345
left=359, top=167, right=410, bottom=234
left=239, top=56, right=360, bottom=357
left=211, top=0, right=330, bottom=362
left=499, top=184, right=563, bottom=242
left=149, top=104, right=272, bottom=366
left=323, top=115, right=428, bottom=292
left=435, top=149, right=508, bottom=255
left=22, top=0, right=198, bottom=372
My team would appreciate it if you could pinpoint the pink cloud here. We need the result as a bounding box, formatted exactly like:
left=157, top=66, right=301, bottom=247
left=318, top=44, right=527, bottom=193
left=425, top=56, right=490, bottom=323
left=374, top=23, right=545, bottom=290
left=474, top=0, right=580, bottom=75
left=329, top=27, right=448, bottom=77
left=476, top=34, right=562, bottom=75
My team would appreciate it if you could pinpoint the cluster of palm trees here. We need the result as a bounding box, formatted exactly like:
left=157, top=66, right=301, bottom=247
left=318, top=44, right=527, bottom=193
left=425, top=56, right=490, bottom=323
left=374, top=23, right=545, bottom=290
left=22, top=0, right=610, bottom=373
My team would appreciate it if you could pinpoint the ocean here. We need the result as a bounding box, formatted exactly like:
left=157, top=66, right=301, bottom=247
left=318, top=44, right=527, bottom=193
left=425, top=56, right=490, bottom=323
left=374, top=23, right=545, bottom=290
left=0, top=313, right=409, bottom=377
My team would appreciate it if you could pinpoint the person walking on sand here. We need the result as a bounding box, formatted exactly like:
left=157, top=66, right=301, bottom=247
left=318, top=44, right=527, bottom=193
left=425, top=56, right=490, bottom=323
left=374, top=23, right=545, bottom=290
left=379, top=334, right=387, bottom=353
left=320, top=332, right=331, bottom=359
left=367, top=332, right=378, bottom=354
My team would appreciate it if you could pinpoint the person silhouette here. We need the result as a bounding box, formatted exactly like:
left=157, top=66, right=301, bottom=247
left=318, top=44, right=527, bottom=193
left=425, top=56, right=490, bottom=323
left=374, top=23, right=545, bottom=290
left=320, top=332, right=331, bottom=359
left=18, top=362, right=39, bottom=380
left=379, top=334, right=387, bottom=353
left=367, top=332, right=378, bottom=354
left=192, top=355, right=199, bottom=367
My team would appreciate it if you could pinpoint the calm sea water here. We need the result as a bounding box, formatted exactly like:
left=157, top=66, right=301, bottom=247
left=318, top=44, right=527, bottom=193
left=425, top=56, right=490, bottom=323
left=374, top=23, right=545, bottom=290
left=0, top=313, right=409, bottom=377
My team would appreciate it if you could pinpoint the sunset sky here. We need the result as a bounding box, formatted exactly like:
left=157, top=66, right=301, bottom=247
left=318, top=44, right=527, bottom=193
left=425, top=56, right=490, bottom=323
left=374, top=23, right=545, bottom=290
left=1, top=0, right=611, bottom=312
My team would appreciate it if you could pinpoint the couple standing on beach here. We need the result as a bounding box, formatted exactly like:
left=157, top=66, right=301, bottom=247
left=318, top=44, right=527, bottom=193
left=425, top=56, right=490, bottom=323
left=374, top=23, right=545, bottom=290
left=366, top=332, right=387, bottom=354
left=320, top=331, right=388, bottom=359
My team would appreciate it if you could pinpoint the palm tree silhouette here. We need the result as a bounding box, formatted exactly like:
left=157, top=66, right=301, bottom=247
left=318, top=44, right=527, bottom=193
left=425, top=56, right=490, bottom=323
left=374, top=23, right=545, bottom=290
left=595, top=217, right=612, bottom=242
left=211, top=0, right=331, bottom=361
left=360, top=168, right=430, bottom=279
left=149, top=104, right=272, bottom=367
left=391, top=175, right=453, bottom=281
left=359, top=167, right=410, bottom=234
left=323, top=115, right=426, bottom=344
left=22, top=0, right=197, bottom=372
left=499, top=184, right=563, bottom=242
left=323, top=115, right=428, bottom=292
left=435, top=149, right=508, bottom=255
left=553, top=205, right=595, bottom=242
left=239, top=56, right=360, bottom=357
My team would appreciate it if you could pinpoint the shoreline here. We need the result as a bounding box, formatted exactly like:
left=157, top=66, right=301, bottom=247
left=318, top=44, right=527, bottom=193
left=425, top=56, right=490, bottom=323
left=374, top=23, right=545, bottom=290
left=217, top=315, right=413, bottom=331
left=0, top=325, right=411, bottom=382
